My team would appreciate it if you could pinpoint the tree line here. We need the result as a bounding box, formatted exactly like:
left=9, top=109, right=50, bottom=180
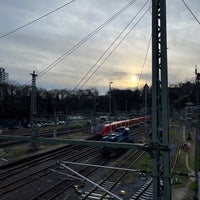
left=0, top=81, right=198, bottom=127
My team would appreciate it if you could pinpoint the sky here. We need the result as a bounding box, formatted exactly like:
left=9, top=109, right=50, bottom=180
left=0, top=0, right=199, bottom=94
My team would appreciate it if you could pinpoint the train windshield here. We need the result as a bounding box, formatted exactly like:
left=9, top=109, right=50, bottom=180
left=95, top=124, right=104, bottom=132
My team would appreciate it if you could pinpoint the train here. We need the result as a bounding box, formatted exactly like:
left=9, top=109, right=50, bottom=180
left=100, top=127, right=133, bottom=157
left=95, top=115, right=151, bottom=137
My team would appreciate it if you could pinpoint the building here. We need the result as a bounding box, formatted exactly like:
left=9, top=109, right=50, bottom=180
left=0, top=67, right=9, bottom=84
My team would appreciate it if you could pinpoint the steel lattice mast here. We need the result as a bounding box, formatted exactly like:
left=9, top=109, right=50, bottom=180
left=152, top=0, right=171, bottom=199
left=195, top=66, right=200, bottom=198
left=30, top=70, right=38, bottom=150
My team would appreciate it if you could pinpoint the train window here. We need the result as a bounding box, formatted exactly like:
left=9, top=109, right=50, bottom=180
left=95, top=124, right=104, bottom=131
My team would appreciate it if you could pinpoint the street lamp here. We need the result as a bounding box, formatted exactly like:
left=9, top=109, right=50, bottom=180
left=144, top=83, right=149, bottom=142
left=109, top=81, right=113, bottom=133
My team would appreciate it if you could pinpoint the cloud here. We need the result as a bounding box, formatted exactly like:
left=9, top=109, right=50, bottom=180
left=0, top=0, right=199, bottom=93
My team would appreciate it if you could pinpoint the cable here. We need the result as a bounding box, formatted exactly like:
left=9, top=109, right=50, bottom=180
left=137, top=33, right=151, bottom=88
left=181, top=0, right=200, bottom=25
left=36, top=0, right=138, bottom=81
left=78, top=5, right=150, bottom=91
left=0, top=0, right=76, bottom=39
left=72, top=0, right=149, bottom=91
left=24, top=0, right=137, bottom=86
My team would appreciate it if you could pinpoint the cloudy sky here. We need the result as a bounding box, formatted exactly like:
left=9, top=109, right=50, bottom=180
left=0, top=0, right=199, bottom=94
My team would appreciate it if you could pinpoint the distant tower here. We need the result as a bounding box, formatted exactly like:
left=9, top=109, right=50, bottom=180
left=0, top=67, right=9, bottom=84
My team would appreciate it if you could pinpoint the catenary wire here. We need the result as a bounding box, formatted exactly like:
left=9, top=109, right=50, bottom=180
left=0, top=0, right=76, bottom=39
left=25, top=0, right=137, bottom=86
left=181, top=0, right=200, bottom=25
left=78, top=6, right=151, bottom=91
left=72, top=0, right=149, bottom=91
left=35, top=0, right=138, bottom=81
left=137, top=33, right=151, bottom=88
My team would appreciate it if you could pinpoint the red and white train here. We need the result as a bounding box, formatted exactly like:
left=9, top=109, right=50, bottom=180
left=95, top=115, right=151, bottom=137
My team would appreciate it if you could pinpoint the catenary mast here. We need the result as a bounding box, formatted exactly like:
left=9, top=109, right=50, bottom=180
left=30, top=70, right=38, bottom=150
left=152, top=0, right=171, bottom=199
left=195, top=66, right=200, bottom=199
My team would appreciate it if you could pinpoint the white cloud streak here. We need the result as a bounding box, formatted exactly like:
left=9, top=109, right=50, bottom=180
left=0, top=0, right=199, bottom=93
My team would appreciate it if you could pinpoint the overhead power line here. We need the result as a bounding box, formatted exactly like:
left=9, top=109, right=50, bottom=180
left=24, top=0, right=137, bottom=86
left=36, top=0, right=138, bottom=81
left=73, top=0, right=149, bottom=91
left=181, top=0, right=200, bottom=25
left=0, top=0, right=76, bottom=39
left=78, top=6, right=151, bottom=91
left=72, top=0, right=150, bottom=92
left=137, top=33, right=152, bottom=88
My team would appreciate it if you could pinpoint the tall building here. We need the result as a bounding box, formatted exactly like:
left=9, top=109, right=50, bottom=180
left=0, top=67, right=9, bottom=84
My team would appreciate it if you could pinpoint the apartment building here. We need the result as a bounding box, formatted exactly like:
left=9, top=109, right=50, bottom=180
left=0, top=67, right=9, bottom=84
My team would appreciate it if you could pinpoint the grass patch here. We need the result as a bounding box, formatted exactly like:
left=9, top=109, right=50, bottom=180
left=188, top=140, right=195, bottom=170
left=123, top=173, right=138, bottom=184
left=172, top=176, right=193, bottom=189
left=133, top=152, right=152, bottom=172
left=174, top=150, right=188, bottom=173
left=3, top=142, right=57, bottom=159
left=169, top=127, right=177, bottom=143
left=171, top=124, right=196, bottom=196
left=3, top=145, right=30, bottom=158
left=62, top=132, right=91, bottom=139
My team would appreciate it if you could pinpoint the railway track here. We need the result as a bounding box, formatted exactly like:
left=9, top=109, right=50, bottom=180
left=130, top=126, right=181, bottom=200
left=31, top=157, right=109, bottom=200
left=0, top=146, right=146, bottom=200
left=81, top=150, right=144, bottom=200
left=0, top=145, right=101, bottom=200
left=0, top=124, right=151, bottom=200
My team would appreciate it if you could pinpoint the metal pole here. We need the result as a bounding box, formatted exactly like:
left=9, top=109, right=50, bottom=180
left=161, top=0, right=171, bottom=197
left=195, top=65, right=200, bottom=199
left=62, top=161, right=138, bottom=172
left=144, top=84, right=149, bottom=141
left=92, top=95, right=96, bottom=134
left=30, top=70, right=38, bottom=150
left=152, top=0, right=171, bottom=199
left=109, top=81, right=113, bottom=133
left=60, top=162, right=123, bottom=200
left=53, top=110, right=57, bottom=138
left=152, top=0, right=161, bottom=198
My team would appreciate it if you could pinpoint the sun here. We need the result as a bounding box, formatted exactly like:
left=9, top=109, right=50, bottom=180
left=130, top=75, right=138, bottom=84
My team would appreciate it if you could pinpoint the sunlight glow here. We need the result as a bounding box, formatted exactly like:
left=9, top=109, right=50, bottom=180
left=130, top=75, right=138, bottom=84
